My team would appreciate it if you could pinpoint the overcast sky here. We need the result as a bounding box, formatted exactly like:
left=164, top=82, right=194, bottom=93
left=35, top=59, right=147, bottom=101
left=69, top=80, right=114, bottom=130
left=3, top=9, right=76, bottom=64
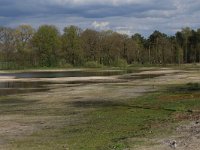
left=0, top=0, right=199, bottom=36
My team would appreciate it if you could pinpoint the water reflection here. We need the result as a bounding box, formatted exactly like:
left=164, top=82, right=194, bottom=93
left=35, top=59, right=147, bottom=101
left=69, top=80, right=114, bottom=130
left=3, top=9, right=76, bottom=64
left=0, top=81, right=49, bottom=96
left=0, top=70, right=154, bottom=96
left=0, top=70, right=129, bottom=79
left=0, top=70, right=130, bottom=96
left=0, top=81, right=47, bottom=88
left=0, top=88, right=50, bottom=96
left=120, top=74, right=164, bottom=80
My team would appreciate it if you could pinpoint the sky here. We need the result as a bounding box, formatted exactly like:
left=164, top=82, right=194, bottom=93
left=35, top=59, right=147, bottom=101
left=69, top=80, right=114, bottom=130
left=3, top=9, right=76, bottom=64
left=0, top=0, right=200, bottom=36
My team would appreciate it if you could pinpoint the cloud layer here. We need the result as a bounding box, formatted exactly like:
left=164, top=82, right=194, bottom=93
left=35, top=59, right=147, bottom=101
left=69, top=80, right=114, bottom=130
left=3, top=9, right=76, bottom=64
left=0, top=0, right=200, bottom=36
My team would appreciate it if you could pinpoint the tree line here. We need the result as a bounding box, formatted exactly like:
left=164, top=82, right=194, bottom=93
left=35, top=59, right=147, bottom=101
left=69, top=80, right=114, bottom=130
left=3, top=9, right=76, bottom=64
left=0, top=25, right=200, bottom=69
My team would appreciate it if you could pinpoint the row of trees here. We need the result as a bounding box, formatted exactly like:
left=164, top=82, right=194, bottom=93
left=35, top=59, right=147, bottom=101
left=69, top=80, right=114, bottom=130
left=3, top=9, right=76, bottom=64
left=0, top=25, right=200, bottom=68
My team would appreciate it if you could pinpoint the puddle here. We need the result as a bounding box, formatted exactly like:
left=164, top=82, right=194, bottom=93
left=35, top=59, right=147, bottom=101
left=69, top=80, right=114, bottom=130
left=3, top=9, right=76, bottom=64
left=0, top=70, right=135, bottom=96
left=0, top=70, right=159, bottom=96
left=0, top=88, right=50, bottom=96
left=0, top=81, right=50, bottom=96
left=0, top=81, right=48, bottom=88
left=0, top=70, right=133, bottom=79
left=120, top=74, right=165, bottom=80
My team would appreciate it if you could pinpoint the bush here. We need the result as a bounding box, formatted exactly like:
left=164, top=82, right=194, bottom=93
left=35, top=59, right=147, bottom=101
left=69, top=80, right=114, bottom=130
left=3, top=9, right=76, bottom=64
left=58, top=59, right=73, bottom=68
left=112, top=59, right=128, bottom=68
left=0, top=62, right=20, bottom=70
left=62, top=63, right=73, bottom=68
left=84, top=61, right=103, bottom=68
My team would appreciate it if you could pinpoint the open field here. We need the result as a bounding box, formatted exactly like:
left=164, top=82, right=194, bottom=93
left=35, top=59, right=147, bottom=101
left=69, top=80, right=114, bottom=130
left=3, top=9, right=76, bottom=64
left=0, top=67, right=200, bottom=150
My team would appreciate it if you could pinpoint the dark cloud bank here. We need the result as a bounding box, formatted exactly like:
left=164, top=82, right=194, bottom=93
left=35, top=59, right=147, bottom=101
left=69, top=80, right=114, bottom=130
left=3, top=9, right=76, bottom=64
left=0, top=0, right=199, bottom=36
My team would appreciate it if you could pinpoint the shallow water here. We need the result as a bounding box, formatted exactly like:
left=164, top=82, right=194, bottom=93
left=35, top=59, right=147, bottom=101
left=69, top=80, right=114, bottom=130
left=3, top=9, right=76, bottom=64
left=0, top=81, right=47, bottom=88
left=0, top=81, right=50, bottom=96
left=0, top=88, right=49, bottom=96
left=120, top=74, right=164, bottom=80
left=0, top=70, right=130, bottom=79
left=0, top=70, right=127, bottom=96
left=0, top=70, right=162, bottom=96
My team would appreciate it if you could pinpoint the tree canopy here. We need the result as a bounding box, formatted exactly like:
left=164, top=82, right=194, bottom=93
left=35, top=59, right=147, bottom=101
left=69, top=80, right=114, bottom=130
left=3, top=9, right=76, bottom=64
left=0, top=25, right=200, bottom=69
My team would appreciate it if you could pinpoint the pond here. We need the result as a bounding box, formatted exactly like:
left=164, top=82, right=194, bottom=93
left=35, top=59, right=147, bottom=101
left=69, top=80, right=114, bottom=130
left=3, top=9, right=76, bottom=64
left=0, top=69, right=161, bottom=96
left=0, top=81, right=50, bottom=96
left=0, top=70, right=131, bottom=96
left=0, top=70, right=131, bottom=79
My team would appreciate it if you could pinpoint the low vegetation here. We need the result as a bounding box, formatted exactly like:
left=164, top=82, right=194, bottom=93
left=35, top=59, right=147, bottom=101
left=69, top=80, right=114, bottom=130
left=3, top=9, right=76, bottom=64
left=2, top=82, right=200, bottom=150
left=84, top=61, right=103, bottom=68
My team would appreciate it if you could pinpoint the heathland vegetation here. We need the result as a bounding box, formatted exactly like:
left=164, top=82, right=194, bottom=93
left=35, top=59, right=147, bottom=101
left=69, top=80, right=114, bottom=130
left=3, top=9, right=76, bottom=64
left=0, top=25, right=200, bottom=69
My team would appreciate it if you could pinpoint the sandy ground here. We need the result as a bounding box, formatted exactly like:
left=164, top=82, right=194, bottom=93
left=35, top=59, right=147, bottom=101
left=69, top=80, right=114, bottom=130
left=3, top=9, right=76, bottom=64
left=134, top=120, right=200, bottom=150
left=0, top=68, right=200, bottom=150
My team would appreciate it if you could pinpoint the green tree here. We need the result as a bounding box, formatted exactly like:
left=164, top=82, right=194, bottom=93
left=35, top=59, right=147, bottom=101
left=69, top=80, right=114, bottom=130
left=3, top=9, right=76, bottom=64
left=169, top=36, right=183, bottom=64
left=0, top=27, right=16, bottom=68
left=148, top=31, right=174, bottom=65
left=32, top=25, right=61, bottom=67
left=99, top=31, right=125, bottom=65
left=15, top=25, right=35, bottom=66
left=61, top=26, right=83, bottom=66
left=196, top=29, right=200, bottom=62
left=181, top=27, right=192, bottom=63
left=131, top=33, right=145, bottom=63
left=81, top=29, right=100, bottom=62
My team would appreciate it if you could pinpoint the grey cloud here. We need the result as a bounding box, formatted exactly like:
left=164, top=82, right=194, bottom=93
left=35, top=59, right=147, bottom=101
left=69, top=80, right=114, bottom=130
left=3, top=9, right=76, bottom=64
left=0, top=0, right=177, bottom=18
left=0, top=0, right=199, bottom=36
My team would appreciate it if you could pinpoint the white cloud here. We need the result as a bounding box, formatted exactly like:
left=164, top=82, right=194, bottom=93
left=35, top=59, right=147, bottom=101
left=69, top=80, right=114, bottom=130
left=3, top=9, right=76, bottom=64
left=91, top=21, right=110, bottom=30
left=115, top=27, right=132, bottom=35
left=116, top=30, right=131, bottom=35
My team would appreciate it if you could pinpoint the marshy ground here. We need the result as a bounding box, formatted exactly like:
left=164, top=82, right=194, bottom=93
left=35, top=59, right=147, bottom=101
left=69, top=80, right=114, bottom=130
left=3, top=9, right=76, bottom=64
left=0, top=66, right=200, bottom=150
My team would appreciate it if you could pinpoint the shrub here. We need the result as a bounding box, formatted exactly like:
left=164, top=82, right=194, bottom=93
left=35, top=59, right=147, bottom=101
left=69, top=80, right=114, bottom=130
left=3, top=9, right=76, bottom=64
left=84, top=61, right=103, bottom=68
left=112, top=59, right=128, bottom=68
left=58, top=59, right=73, bottom=68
